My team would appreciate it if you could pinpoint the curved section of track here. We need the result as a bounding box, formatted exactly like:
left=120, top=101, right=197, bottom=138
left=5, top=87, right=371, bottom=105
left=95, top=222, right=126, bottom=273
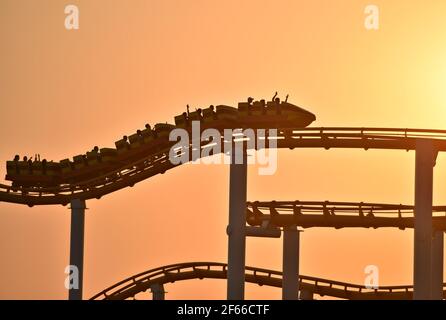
left=3, top=127, right=446, bottom=206
left=247, top=201, right=446, bottom=230
left=90, top=262, right=445, bottom=300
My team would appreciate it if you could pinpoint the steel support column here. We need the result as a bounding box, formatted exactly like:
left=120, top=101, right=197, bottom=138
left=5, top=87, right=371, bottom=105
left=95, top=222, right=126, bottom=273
left=300, top=289, right=314, bottom=300
left=151, top=283, right=165, bottom=300
left=68, top=199, right=86, bottom=300
left=413, top=139, right=436, bottom=300
left=282, top=227, right=300, bottom=300
left=227, top=150, right=247, bottom=300
left=431, top=230, right=444, bottom=300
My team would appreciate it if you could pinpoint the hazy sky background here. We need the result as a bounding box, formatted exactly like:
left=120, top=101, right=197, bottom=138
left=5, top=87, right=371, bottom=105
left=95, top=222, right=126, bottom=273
left=1, top=0, right=446, bottom=299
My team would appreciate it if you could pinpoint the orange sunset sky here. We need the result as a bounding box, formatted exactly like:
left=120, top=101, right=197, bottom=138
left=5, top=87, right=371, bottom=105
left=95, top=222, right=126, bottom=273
left=1, top=0, right=446, bottom=299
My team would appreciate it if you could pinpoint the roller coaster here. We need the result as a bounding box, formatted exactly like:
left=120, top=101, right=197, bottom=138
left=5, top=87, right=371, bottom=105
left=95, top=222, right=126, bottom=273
left=3, top=126, right=446, bottom=206
left=90, top=262, right=446, bottom=300
left=1, top=96, right=444, bottom=300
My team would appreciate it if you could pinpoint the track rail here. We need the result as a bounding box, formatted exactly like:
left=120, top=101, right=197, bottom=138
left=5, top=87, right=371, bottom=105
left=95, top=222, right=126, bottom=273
left=90, top=262, right=445, bottom=300
left=3, top=127, right=446, bottom=206
left=247, top=201, right=446, bottom=230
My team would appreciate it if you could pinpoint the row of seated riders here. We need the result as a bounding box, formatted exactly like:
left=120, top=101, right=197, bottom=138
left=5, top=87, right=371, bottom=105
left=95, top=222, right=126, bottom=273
left=6, top=98, right=294, bottom=178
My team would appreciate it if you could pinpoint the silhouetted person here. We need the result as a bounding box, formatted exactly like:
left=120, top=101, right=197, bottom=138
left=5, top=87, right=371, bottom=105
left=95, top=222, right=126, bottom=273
left=42, top=159, right=47, bottom=174
left=272, top=91, right=278, bottom=101
left=196, top=108, right=203, bottom=120
left=208, top=105, right=216, bottom=120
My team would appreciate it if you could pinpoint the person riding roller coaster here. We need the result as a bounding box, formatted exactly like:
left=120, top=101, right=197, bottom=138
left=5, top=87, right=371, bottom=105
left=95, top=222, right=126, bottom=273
left=4, top=96, right=316, bottom=188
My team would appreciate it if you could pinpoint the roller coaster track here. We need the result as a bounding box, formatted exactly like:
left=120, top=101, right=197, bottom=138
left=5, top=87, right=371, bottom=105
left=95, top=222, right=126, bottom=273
left=90, top=262, right=446, bottom=300
left=2, top=127, right=446, bottom=206
left=247, top=201, right=446, bottom=230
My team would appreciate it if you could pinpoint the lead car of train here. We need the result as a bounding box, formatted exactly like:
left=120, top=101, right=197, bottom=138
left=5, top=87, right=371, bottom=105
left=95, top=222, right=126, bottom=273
left=5, top=96, right=316, bottom=188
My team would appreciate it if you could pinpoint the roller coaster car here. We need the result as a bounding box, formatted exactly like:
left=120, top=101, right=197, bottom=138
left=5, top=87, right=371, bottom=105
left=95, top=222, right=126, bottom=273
left=237, top=100, right=265, bottom=117
left=141, top=127, right=155, bottom=143
left=188, top=110, right=202, bottom=122
left=237, top=99, right=316, bottom=129
left=31, top=161, right=44, bottom=176
left=174, top=111, right=203, bottom=128
left=46, top=162, right=61, bottom=177
left=111, top=124, right=174, bottom=166
left=4, top=98, right=316, bottom=189
left=154, top=123, right=176, bottom=139
left=128, top=133, right=145, bottom=149
left=60, top=158, right=87, bottom=183
left=73, top=155, right=87, bottom=170
left=174, top=113, right=189, bottom=128
left=237, top=101, right=250, bottom=116
left=216, top=105, right=238, bottom=121
left=69, top=151, right=118, bottom=184
left=202, top=106, right=217, bottom=123
left=114, top=137, right=135, bottom=163
left=6, top=160, right=61, bottom=187
left=99, top=148, right=118, bottom=163
left=5, top=161, right=21, bottom=185
left=57, top=149, right=118, bottom=186
left=115, top=138, right=130, bottom=154
left=60, top=158, right=73, bottom=173
left=6, top=161, right=18, bottom=176
left=251, top=101, right=265, bottom=116
left=280, top=101, right=316, bottom=127
left=86, top=151, right=100, bottom=166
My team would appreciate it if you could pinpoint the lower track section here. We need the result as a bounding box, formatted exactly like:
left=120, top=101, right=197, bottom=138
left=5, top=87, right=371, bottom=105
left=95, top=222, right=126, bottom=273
left=90, top=262, right=446, bottom=300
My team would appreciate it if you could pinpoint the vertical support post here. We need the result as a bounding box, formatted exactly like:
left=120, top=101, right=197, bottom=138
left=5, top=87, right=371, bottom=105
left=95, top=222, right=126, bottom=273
left=69, top=199, right=86, bottom=300
left=413, top=139, right=436, bottom=300
left=282, top=227, right=300, bottom=300
left=150, top=283, right=165, bottom=300
left=431, top=231, right=444, bottom=300
left=300, top=289, right=314, bottom=300
left=227, top=149, right=247, bottom=300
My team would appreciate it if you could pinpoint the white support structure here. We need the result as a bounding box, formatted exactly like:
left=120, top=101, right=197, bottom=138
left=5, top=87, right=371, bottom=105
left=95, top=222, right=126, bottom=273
left=413, top=139, right=436, bottom=300
left=68, top=199, right=86, bottom=300
left=282, top=227, right=300, bottom=300
left=226, top=150, right=248, bottom=300
left=431, top=230, right=444, bottom=300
